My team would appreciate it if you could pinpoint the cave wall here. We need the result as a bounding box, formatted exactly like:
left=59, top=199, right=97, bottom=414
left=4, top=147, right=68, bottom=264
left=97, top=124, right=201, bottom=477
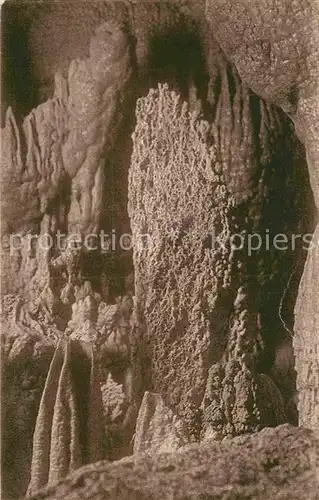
left=1, top=1, right=318, bottom=498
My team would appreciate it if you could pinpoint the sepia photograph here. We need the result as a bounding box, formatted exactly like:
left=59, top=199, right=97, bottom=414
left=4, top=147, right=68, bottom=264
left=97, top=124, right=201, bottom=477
left=1, top=1, right=318, bottom=498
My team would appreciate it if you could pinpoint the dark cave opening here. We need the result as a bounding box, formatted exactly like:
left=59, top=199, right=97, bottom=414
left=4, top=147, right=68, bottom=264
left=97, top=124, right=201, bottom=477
left=1, top=3, right=40, bottom=125
left=146, top=25, right=209, bottom=105
left=251, top=132, right=315, bottom=423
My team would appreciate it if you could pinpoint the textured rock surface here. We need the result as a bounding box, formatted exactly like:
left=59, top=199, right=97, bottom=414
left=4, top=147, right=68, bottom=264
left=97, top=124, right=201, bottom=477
left=133, top=392, right=190, bottom=454
left=1, top=1, right=319, bottom=498
left=27, top=425, right=319, bottom=500
left=294, top=224, right=319, bottom=429
left=1, top=328, right=55, bottom=499
left=128, top=83, right=299, bottom=438
left=129, top=83, right=235, bottom=435
left=205, top=0, right=319, bottom=432
left=26, top=339, right=105, bottom=496
left=1, top=19, right=135, bottom=498
left=1, top=19, right=132, bottom=290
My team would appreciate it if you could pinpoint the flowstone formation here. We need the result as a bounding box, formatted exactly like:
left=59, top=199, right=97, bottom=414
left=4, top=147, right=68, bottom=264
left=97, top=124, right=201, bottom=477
left=204, top=0, right=319, bottom=433
left=129, top=83, right=292, bottom=440
left=1, top=20, right=136, bottom=498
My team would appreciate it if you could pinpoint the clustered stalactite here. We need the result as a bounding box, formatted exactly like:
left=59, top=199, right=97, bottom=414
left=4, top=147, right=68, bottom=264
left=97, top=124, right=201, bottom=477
left=1, top=21, right=137, bottom=498
left=128, top=80, right=302, bottom=440
left=204, top=0, right=319, bottom=432
left=1, top=2, right=317, bottom=499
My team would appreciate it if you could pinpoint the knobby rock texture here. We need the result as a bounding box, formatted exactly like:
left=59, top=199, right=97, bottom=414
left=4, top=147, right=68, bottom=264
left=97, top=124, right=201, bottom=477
left=27, top=425, right=319, bottom=500
left=129, top=83, right=292, bottom=439
left=2, top=18, right=136, bottom=498
left=205, top=0, right=319, bottom=432
left=1, top=0, right=319, bottom=499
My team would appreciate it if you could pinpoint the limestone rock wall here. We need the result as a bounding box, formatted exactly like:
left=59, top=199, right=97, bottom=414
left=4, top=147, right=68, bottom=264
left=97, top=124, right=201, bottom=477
left=1, top=1, right=318, bottom=498
left=204, top=0, right=319, bottom=432
left=26, top=425, right=319, bottom=500
left=128, top=83, right=299, bottom=439
left=1, top=20, right=135, bottom=498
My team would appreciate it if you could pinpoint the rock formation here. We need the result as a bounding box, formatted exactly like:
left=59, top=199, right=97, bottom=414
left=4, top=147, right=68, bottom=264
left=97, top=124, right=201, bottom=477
left=1, top=1, right=318, bottom=498
left=27, top=425, right=319, bottom=500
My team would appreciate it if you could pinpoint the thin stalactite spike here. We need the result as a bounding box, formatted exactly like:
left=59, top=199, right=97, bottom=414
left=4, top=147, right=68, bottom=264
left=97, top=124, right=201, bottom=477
left=87, top=344, right=106, bottom=464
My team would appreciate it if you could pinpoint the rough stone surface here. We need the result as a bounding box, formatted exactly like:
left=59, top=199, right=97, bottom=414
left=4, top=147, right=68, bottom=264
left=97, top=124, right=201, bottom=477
left=1, top=19, right=132, bottom=295
left=128, top=83, right=298, bottom=438
left=26, top=339, right=106, bottom=496
left=133, top=391, right=190, bottom=454
left=27, top=425, right=319, bottom=500
left=2, top=23, right=135, bottom=496
left=294, top=223, right=319, bottom=429
left=128, top=83, right=236, bottom=435
left=204, top=0, right=319, bottom=431
left=1, top=1, right=319, bottom=498
left=1, top=328, right=55, bottom=499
